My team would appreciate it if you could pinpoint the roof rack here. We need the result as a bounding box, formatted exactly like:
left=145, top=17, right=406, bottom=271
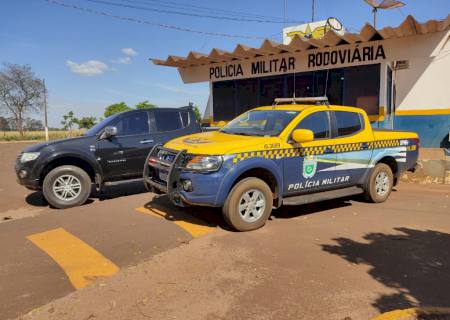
left=274, top=96, right=329, bottom=105
left=180, top=102, right=194, bottom=109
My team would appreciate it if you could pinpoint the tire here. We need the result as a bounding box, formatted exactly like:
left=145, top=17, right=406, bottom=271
left=42, top=165, right=92, bottom=209
left=223, top=177, right=273, bottom=231
left=363, top=163, right=394, bottom=203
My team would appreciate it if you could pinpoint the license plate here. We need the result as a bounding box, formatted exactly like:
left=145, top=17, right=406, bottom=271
left=158, top=171, right=168, bottom=182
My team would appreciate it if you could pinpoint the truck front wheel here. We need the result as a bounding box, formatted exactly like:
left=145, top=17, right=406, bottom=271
left=223, top=177, right=273, bottom=231
left=42, top=165, right=92, bottom=209
left=363, top=163, right=394, bottom=203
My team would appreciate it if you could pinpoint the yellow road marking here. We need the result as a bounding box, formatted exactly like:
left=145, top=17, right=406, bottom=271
left=136, top=206, right=215, bottom=238
left=27, top=228, right=119, bottom=289
left=371, top=307, right=450, bottom=320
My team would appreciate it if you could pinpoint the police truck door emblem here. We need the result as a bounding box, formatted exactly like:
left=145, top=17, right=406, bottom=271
left=302, top=156, right=317, bottom=178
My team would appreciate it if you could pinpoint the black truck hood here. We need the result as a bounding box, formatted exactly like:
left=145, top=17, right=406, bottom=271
left=23, top=135, right=95, bottom=153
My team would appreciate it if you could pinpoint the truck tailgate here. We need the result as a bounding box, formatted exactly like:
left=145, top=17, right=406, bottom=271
left=372, top=129, right=418, bottom=141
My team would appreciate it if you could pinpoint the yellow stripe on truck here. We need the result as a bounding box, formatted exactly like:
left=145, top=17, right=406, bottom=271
left=27, top=228, right=119, bottom=289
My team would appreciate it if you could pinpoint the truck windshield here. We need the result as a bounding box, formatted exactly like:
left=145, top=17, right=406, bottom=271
left=220, top=110, right=299, bottom=137
left=85, top=114, right=120, bottom=136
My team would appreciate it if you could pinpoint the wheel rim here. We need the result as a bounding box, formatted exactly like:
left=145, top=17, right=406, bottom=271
left=52, top=174, right=82, bottom=201
left=238, top=189, right=266, bottom=223
left=375, top=171, right=390, bottom=196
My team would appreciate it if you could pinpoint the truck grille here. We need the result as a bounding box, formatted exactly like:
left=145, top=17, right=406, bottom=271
left=144, top=145, right=188, bottom=194
left=145, top=147, right=175, bottom=185
left=156, top=148, right=176, bottom=164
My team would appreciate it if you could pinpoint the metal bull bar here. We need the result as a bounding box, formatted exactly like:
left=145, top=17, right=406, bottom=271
left=143, top=144, right=187, bottom=205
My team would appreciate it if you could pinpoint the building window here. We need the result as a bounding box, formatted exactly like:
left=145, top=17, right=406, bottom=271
left=235, top=78, right=259, bottom=116
left=259, top=76, right=286, bottom=106
left=212, top=64, right=380, bottom=121
left=212, top=80, right=235, bottom=121
left=342, top=64, right=380, bottom=116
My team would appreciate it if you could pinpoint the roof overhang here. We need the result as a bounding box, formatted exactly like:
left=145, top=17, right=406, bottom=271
left=151, top=15, right=450, bottom=69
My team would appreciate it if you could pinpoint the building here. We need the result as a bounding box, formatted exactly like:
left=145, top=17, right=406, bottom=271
left=151, top=15, right=450, bottom=148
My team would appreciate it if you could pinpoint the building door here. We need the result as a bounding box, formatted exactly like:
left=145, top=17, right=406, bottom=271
left=385, top=64, right=394, bottom=129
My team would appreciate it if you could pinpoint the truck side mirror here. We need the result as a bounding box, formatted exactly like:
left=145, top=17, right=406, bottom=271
left=292, top=129, right=314, bottom=143
left=101, top=126, right=117, bottom=139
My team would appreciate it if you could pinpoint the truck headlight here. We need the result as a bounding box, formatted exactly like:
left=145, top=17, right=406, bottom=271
left=184, top=155, right=223, bottom=172
left=20, top=152, right=40, bottom=163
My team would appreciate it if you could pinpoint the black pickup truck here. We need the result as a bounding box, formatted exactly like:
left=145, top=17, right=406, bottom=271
left=15, top=107, right=201, bottom=208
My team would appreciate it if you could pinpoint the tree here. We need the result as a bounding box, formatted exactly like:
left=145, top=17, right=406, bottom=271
left=135, top=100, right=157, bottom=109
left=192, top=105, right=202, bottom=123
left=24, top=118, right=44, bottom=131
left=61, top=111, right=78, bottom=130
left=77, top=116, right=97, bottom=129
left=6, top=117, right=16, bottom=130
left=0, top=63, right=44, bottom=136
left=0, top=116, right=9, bottom=131
left=104, top=102, right=130, bottom=117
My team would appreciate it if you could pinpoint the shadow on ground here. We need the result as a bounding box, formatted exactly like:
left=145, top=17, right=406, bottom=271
left=25, top=179, right=149, bottom=208
left=321, top=228, right=450, bottom=313
left=25, top=192, right=48, bottom=207
left=145, top=195, right=362, bottom=232
left=97, top=179, right=148, bottom=200
left=273, top=197, right=353, bottom=219
left=144, top=195, right=228, bottom=230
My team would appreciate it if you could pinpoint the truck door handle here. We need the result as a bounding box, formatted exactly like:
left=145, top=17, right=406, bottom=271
left=140, top=139, right=154, bottom=144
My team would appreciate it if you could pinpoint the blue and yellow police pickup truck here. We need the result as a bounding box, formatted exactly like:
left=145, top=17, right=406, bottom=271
left=144, top=97, right=419, bottom=231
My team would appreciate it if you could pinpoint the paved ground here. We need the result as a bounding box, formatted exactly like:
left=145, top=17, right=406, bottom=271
left=1, top=142, right=449, bottom=320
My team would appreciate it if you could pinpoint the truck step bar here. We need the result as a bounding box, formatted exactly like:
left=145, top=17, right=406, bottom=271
left=282, top=186, right=363, bottom=206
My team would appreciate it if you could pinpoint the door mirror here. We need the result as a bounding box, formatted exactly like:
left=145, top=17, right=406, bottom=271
left=101, top=126, right=117, bottom=139
left=292, top=129, right=314, bottom=143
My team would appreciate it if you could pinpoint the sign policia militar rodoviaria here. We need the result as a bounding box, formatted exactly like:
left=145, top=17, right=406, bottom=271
left=177, top=43, right=387, bottom=83
left=208, top=44, right=386, bottom=80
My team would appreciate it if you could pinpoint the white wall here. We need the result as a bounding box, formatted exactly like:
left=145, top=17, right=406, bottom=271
left=395, top=33, right=450, bottom=111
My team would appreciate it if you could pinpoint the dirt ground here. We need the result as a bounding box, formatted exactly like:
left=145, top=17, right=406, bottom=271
left=1, top=142, right=449, bottom=320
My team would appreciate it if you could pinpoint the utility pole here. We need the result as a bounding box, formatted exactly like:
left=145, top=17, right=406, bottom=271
left=312, top=0, right=315, bottom=22
left=43, top=80, right=49, bottom=141
left=373, top=7, right=377, bottom=29
left=283, top=0, right=287, bottom=29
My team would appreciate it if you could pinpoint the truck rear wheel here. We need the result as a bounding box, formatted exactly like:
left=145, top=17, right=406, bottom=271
left=363, top=163, right=393, bottom=203
left=42, top=165, right=92, bottom=209
left=223, top=177, right=273, bottom=231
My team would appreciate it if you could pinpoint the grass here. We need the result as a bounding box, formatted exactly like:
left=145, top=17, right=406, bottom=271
left=0, top=130, right=85, bottom=141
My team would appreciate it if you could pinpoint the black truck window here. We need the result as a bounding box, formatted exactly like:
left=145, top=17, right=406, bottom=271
left=180, top=111, right=190, bottom=127
left=154, top=110, right=184, bottom=132
left=116, top=111, right=149, bottom=136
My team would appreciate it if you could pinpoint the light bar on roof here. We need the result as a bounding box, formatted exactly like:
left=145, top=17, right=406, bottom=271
left=274, top=96, right=329, bottom=105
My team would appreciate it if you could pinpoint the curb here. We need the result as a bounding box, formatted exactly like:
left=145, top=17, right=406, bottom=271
left=372, top=307, right=450, bottom=320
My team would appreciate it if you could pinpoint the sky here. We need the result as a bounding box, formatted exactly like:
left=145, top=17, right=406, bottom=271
left=1, top=0, right=449, bottom=127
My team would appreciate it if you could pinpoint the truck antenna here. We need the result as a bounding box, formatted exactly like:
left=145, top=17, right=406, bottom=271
left=292, top=72, right=296, bottom=104
left=323, top=69, right=330, bottom=107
